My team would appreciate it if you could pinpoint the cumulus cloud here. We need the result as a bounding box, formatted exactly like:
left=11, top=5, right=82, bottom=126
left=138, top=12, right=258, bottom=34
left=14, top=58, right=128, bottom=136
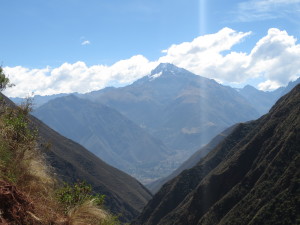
left=4, top=55, right=157, bottom=97
left=159, top=27, right=252, bottom=83
left=81, top=40, right=91, bottom=45
left=247, top=28, right=300, bottom=89
left=3, top=27, right=300, bottom=97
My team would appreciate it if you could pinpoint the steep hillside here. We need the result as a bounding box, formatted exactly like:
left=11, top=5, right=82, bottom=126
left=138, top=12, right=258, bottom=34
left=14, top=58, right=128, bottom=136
left=83, top=63, right=259, bottom=158
left=133, top=84, right=300, bottom=225
left=33, top=95, right=170, bottom=183
left=1, top=94, right=152, bottom=222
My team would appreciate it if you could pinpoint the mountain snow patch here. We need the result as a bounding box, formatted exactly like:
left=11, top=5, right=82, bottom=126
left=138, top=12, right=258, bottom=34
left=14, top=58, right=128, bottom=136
left=148, top=72, right=162, bottom=81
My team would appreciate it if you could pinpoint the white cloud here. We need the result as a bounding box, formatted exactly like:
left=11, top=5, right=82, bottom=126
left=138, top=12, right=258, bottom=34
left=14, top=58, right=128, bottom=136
left=235, top=0, right=300, bottom=22
left=248, top=28, right=300, bottom=89
left=4, top=55, right=157, bottom=97
left=3, top=28, right=300, bottom=97
left=81, top=40, right=91, bottom=45
left=158, top=27, right=252, bottom=83
left=159, top=28, right=251, bottom=80
left=258, top=80, right=281, bottom=90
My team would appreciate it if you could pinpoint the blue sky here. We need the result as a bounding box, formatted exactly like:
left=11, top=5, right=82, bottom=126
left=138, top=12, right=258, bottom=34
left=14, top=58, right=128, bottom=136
left=1, top=0, right=300, bottom=97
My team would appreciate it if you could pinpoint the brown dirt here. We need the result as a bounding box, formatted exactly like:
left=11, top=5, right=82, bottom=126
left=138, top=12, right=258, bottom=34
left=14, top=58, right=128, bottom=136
left=0, top=180, right=35, bottom=225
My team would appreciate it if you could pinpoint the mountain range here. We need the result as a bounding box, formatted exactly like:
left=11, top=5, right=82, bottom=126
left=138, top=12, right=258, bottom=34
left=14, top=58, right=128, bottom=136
left=82, top=63, right=259, bottom=153
left=11, top=64, right=300, bottom=186
left=132, top=84, right=300, bottom=225
left=32, top=63, right=263, bottom=183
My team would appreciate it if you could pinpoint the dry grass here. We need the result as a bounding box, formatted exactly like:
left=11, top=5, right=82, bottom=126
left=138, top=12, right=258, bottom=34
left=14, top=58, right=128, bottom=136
left=67, top=199, right=109, bottom=225
left=0, top=101, right=61, bottom=223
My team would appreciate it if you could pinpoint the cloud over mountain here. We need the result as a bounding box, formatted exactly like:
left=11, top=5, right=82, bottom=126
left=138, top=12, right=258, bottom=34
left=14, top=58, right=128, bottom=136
left=4, top=28, right=300, bottom=97
left=158, top=27, right=252, bottom=83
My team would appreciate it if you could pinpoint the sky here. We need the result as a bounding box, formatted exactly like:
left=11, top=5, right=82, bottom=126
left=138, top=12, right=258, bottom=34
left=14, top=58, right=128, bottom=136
left=1, top=0, right=300, bottom=97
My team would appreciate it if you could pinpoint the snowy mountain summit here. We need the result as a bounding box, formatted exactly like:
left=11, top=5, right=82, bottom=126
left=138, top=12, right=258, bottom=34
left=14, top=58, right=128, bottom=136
left=148, top=63, right=190, bottom=80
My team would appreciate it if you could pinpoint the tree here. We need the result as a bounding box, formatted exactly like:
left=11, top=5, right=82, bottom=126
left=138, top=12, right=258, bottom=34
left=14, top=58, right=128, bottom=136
left=0, top=66, right=12, bottom=92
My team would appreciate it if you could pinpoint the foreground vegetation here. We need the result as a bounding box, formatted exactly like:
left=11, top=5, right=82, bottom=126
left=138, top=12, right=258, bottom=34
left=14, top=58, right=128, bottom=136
left=0, top=67, right=119, bottom=224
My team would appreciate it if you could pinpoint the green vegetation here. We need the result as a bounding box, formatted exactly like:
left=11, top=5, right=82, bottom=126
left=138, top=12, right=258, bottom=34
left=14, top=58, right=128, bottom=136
left=0, top=67, right=119, bottom=224
left=0, top=66, right=14, bottom=92
left=56, top=181, right=106, bottom=213
left=0, top=67, right=10, bottom=91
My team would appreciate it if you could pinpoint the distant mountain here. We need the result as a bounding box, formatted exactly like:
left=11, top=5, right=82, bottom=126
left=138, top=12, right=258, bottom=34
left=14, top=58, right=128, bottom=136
left=83, top=63, right=259, bottom=159
left=33, top=95, right=171, bottom=183
left=132, top=84, right=300, bottom=225
left=280, top=76, right=300, bottom=95
left=0, top=94, right=152, bottom=223
left=11, top=93, right=69, bottom=108
left=147, top=124, right=237, bottom=194
left=237, top=85, right=278, bottom=114
left=238, top=77, right=300, bottom=114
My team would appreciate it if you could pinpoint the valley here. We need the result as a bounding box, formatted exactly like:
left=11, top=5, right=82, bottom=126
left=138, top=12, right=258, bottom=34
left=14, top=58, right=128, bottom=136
left=24, top=63, right=300, bottom=186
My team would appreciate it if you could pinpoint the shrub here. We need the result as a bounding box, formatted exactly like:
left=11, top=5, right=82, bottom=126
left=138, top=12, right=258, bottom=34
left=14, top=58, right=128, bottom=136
left=56, top=181, right=105, bottom=212
left=56, top=181, right=120, bottom=225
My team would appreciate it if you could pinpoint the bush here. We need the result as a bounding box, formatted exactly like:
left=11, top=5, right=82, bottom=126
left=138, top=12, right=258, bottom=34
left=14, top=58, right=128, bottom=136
left=56, top=181, right=105, bottom=212
left=56, top=181, right=120, bottom=224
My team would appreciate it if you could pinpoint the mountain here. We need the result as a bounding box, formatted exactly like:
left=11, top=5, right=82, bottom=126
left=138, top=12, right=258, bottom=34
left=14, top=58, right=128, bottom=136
left=83, top=63, right=259, bottom=161
left=147, top=124, right=237, bottom=194
left=33, top=95, right=171, bottom=183
left=280, top=77, right=300, bottom=95
left=0, top=94, right=152, bottom=222
left=237, top=85, right=278, bottom=114
left=238, top=77, right=300, bottom=114
left=11, top=93, right=69, bottom=108
left=132, top=84, right=300, bottom=225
